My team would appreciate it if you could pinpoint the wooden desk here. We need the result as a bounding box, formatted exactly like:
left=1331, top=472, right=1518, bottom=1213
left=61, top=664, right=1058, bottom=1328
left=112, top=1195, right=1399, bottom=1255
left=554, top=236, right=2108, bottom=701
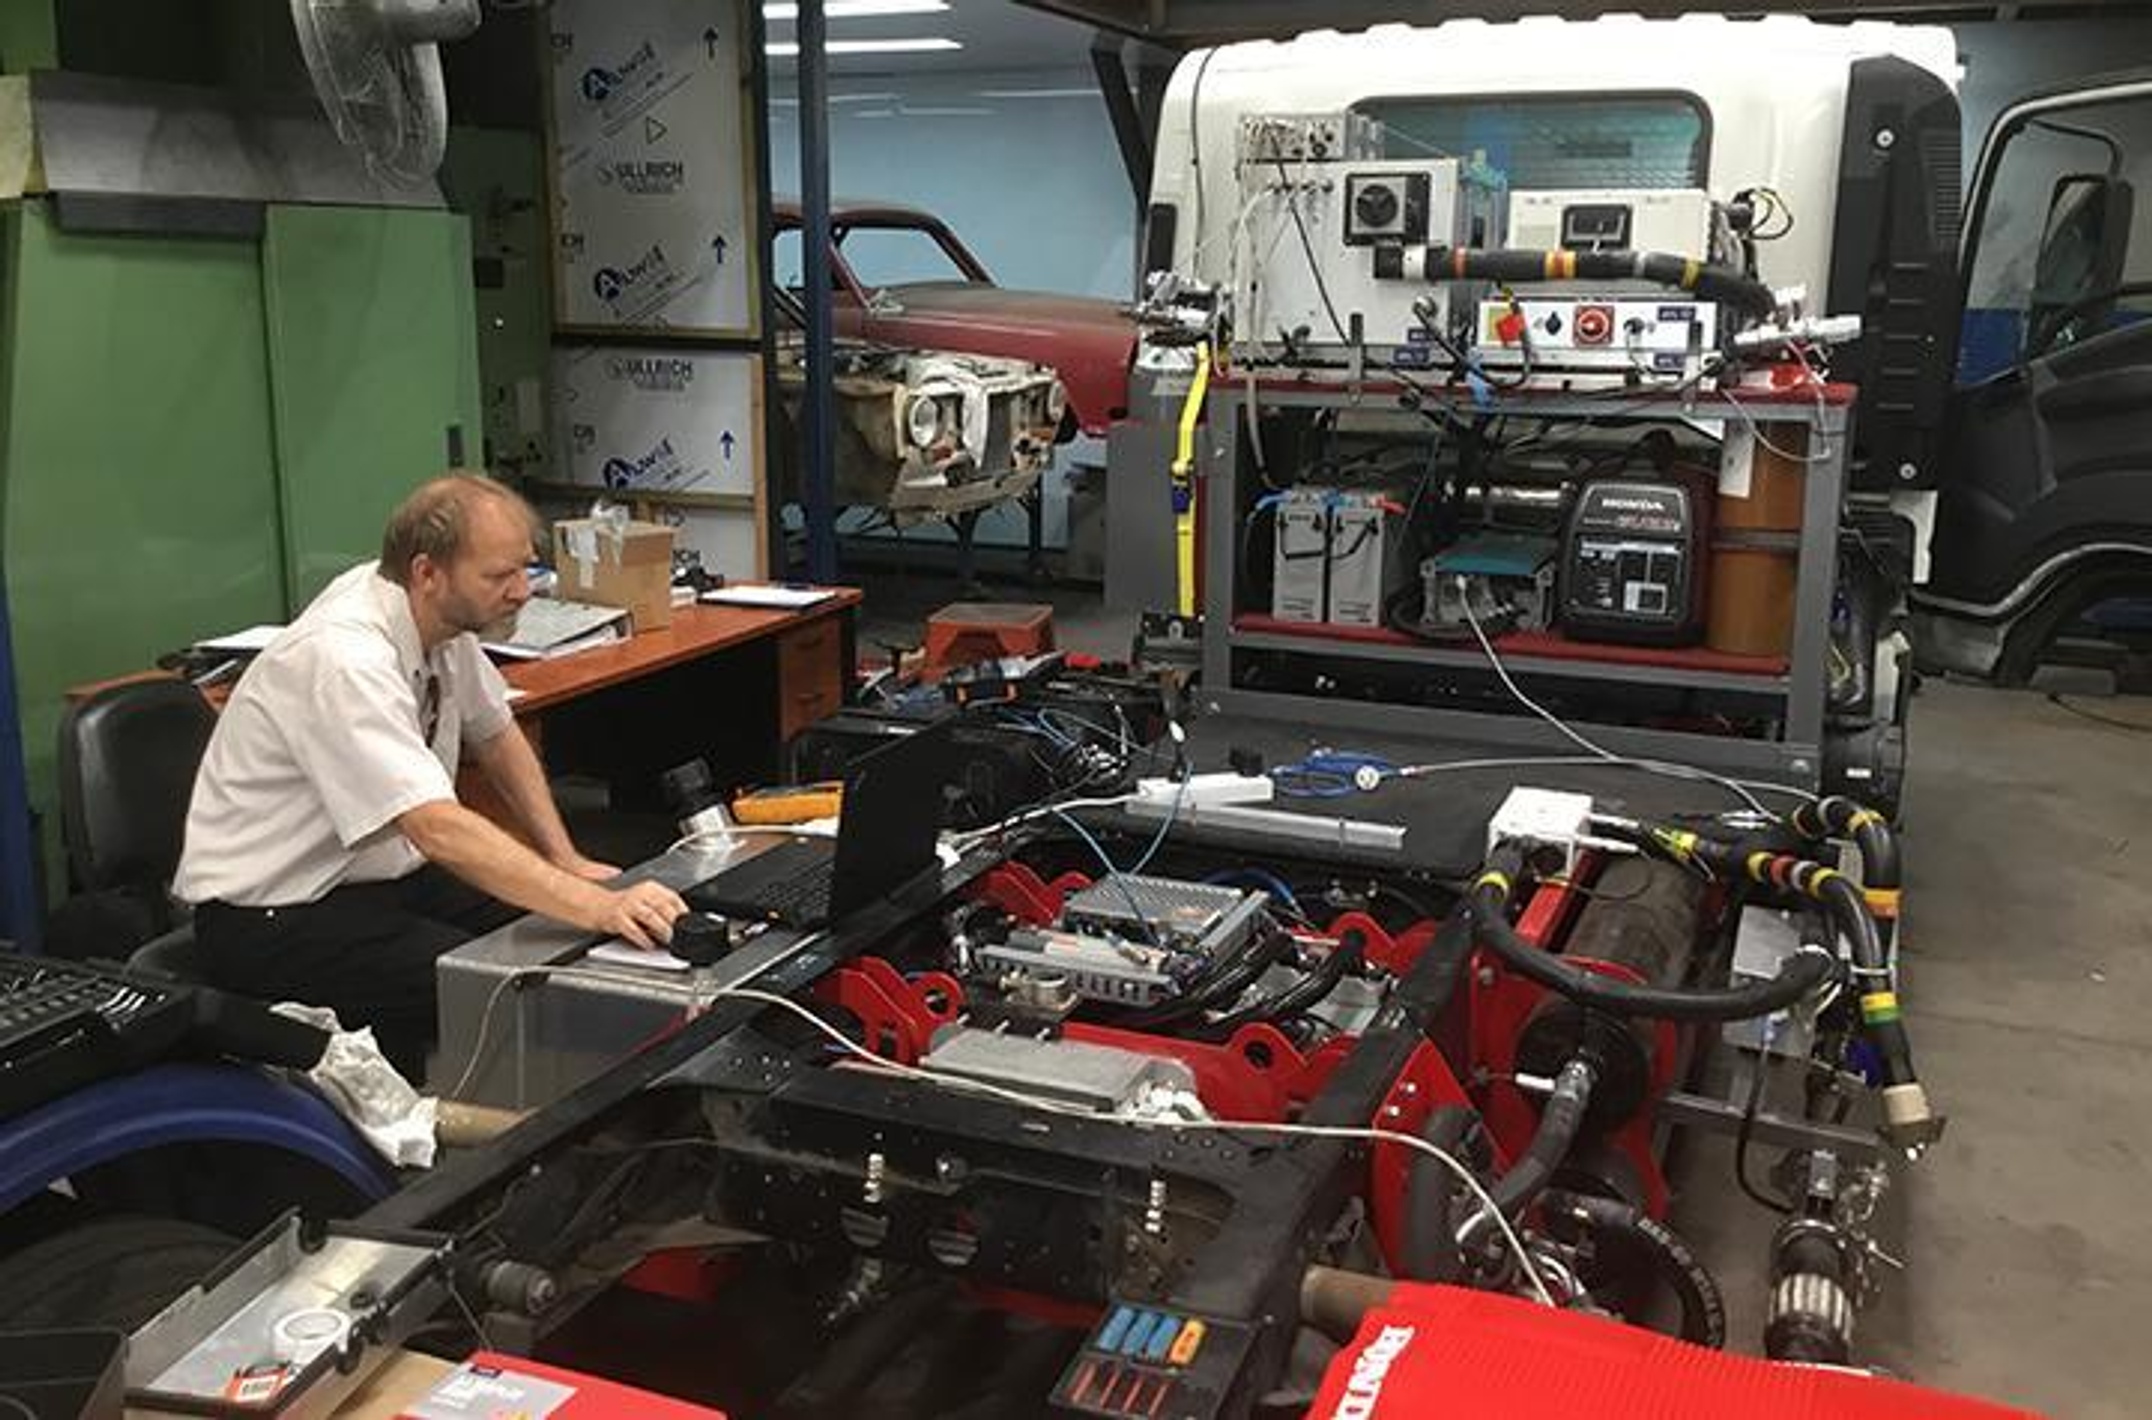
left=70, top=591, right=862, bottom=813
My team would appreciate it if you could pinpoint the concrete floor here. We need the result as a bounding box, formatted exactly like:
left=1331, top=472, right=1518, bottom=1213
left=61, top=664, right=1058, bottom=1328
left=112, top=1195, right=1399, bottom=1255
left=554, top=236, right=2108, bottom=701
left=1668, top=678, right=2152, bottom=1417
left=860, top=571, right=2147, bottom=1415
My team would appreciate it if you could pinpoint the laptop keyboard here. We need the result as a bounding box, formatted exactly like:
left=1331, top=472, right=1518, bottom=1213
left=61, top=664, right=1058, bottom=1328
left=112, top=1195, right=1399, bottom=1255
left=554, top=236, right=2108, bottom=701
left=741, top=857, right=835, bottom=922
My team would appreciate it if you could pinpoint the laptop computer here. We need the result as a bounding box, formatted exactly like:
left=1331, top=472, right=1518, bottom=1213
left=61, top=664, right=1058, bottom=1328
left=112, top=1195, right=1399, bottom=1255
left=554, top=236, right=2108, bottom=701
left=685, top=716, right=955, bottom=929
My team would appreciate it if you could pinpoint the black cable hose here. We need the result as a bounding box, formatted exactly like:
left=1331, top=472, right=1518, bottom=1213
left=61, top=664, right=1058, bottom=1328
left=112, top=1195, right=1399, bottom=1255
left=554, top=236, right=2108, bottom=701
left=1401, top=1105, right=1478, bottom=1284
left=1193, top=933, right=1366, bottom=1039
left=1419, top=246, right=1778, bottom=319
left=1485, top=1060, right=1595, bottom=1222
left=1542, top=1189, right=1728, bottom=1349
left=1467, top=874, right=1836, bottom=1023
left=1120, top=925, right=1294, bottom=1030
left=1789, top=795, right=1901, bottom=892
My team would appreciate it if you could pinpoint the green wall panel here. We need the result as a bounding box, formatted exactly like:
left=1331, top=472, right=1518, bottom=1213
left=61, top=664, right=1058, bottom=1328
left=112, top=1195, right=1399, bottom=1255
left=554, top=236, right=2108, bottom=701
left=0, top=199, right=283, bottom=886
left=441, top=126, right=554, bottom=483
left=262, top=205, right=484, bottom=605
left=0, top=0, right=56, bottom=71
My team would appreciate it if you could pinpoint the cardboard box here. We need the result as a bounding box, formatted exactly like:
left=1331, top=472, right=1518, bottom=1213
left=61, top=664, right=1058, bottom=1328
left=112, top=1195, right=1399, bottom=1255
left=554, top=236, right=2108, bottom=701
left=553, top=518, right=676, bottom=632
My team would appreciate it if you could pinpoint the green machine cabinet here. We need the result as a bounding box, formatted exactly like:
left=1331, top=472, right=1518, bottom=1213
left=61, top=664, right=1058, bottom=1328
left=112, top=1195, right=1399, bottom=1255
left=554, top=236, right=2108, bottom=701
left=263, top=205, right=484, bottom=606
left=0, top=198, right=484, bottom=917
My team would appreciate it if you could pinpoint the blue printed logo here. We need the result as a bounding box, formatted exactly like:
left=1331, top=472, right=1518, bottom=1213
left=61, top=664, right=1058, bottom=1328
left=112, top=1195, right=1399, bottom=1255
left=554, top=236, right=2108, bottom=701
left=580, top=40, right=658, bottom=106
left=590, top=244, right=670, bottom=310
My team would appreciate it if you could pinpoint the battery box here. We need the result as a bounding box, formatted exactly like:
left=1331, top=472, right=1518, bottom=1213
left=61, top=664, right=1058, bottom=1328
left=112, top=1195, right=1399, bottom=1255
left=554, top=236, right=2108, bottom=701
left=1269, top=488, right=1330, bottom=623
left=1325, top=491, right=1413, bottom=629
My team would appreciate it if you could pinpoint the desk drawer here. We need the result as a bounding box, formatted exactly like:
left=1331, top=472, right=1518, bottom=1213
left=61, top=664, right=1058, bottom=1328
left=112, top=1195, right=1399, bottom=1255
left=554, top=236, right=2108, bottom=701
left=778, top=620, right=845, bottom=742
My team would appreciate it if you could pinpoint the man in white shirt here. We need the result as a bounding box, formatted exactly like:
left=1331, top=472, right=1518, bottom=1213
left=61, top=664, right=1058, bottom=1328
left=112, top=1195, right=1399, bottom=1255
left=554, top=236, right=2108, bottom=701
left=176, top=473, right=687, bottom=1079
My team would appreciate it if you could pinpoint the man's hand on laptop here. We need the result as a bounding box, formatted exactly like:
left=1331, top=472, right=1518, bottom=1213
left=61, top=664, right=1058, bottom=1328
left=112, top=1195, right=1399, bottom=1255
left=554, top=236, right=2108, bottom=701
left=586, top=880, right=690, bottom=949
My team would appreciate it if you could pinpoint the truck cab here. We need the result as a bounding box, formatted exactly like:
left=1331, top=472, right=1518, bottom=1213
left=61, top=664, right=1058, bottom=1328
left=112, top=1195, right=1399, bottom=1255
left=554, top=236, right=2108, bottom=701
left=1919, top=76, right=2152, bottom=683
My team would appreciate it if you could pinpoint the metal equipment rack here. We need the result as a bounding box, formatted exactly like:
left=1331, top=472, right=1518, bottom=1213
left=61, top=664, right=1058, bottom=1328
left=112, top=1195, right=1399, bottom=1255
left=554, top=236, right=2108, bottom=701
left=1199, top=376, right=1856, bottom=786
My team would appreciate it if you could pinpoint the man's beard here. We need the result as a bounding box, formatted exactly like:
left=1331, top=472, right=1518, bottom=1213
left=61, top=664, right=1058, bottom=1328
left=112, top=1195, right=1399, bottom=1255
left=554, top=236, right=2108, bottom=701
left=445, top=591, right=519, bottom=641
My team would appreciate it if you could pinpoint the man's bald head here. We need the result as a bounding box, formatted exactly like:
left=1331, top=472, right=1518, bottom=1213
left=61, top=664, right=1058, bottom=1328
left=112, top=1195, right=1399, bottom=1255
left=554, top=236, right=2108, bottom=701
left=379, top=473, right=539, bottom=588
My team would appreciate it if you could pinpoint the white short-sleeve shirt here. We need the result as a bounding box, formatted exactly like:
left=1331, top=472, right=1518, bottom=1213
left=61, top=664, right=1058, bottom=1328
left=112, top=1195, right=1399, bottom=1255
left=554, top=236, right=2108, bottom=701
left=173, top=561, right=514, bottom=908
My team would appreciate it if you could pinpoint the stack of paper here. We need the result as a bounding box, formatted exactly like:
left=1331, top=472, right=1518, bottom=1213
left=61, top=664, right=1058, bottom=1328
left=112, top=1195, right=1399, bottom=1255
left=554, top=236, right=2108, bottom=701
left=483, top=597, right=630, bottom=661
left=701, top=583, right=836, bottom=610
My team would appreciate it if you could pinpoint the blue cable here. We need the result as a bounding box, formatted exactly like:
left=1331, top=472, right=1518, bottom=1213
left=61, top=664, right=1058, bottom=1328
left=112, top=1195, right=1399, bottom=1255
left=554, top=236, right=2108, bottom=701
left=1270, top=750, right=1400, bottom=800
left=1204, top=867, right=1305, bottom=915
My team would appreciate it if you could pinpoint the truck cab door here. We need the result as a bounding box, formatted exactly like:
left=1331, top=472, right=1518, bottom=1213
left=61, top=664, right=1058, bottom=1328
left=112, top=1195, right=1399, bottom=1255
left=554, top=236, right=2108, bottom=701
left=1925, top=77, right=2152, bottom=678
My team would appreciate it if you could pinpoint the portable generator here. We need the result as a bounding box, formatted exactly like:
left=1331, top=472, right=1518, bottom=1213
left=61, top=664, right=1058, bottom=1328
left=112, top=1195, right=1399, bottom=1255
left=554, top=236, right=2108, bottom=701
left=1557, top=476, right=1711, bottom=645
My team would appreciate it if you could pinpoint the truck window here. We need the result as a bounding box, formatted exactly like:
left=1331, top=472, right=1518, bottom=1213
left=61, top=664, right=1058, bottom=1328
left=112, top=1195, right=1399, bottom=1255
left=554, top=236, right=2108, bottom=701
left=1357, top=94, right=1708, bottom=191
left=834, top=225, right=974, bottom=290
left=1961, top=96, right=2152, bottom=383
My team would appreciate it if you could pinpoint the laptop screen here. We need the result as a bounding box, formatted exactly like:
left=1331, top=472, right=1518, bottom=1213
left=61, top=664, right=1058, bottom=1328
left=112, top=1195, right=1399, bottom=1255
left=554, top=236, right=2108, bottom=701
left=829, top=714, right=958, bottom=913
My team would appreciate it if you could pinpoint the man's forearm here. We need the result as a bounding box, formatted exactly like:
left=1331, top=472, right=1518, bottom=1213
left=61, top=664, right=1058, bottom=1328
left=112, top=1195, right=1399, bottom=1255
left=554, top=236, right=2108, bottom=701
left=471, top=724, right=577, bottom=861
left=400, top=799, right=605, bottom=929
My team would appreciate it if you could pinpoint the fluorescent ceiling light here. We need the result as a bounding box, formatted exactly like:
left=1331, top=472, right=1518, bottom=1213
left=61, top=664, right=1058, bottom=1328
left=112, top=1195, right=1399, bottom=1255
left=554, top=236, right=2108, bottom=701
left=767, top=37, right=962, bottom=55
left=765, top=0, right=950, bottom=16
left=977, top=88, right=1099, bottom=100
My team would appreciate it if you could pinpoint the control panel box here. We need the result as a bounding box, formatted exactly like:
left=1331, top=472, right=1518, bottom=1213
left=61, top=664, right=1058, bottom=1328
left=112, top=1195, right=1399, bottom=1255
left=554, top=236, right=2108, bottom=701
left=1235, top=111, right=1385, bottom=168
left=1475, top=297, right=1720, bottom=381
left=1506, top=187, right=1722, bottom=260
left=1234, top=160, right=1494, bottom=365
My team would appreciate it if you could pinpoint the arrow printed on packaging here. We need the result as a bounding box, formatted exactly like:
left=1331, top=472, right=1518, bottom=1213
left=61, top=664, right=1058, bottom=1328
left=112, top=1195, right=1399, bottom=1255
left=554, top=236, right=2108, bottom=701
left=705, top=27, right=722, bottom=59
left=712, top=235, right=728, bottom=266
left=721, top=430, right=736, bottom=461
left=645, top=114, right=668, bottom=144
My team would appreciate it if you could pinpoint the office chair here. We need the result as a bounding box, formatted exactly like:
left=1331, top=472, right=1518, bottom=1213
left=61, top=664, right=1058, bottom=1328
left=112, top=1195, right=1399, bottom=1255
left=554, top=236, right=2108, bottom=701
left=48, top=677, right=215, bottom=967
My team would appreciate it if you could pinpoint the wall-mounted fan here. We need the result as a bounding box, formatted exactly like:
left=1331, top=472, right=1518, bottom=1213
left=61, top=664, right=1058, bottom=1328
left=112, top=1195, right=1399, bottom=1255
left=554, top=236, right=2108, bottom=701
left=291, top=0, right=481, bottom=186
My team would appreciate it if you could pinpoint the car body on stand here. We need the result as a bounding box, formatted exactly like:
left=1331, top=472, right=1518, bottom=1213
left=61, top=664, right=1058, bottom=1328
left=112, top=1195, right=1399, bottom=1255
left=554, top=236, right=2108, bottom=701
left=773, top=199, right=1136, bottom=438
left=769, top=287, right=1065, bottom=525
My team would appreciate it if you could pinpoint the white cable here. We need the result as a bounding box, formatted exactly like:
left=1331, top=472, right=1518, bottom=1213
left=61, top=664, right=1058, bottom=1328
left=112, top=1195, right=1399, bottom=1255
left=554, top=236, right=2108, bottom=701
left=1453, top=581, right=1814, bottom=816
left=1718, top=381, right=1834, bottom=466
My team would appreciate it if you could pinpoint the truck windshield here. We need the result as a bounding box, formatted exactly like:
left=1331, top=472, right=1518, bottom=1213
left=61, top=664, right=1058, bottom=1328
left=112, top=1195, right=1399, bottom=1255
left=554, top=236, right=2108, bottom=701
left=1962, top=95, right=2152, bottom=382
left=1357, top=94, right=1709, bottom=191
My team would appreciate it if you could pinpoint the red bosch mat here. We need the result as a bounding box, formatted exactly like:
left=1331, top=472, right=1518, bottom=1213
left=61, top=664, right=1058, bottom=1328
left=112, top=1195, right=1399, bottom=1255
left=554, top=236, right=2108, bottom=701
left=398, top=1352, right=726, bottom=1419
left=1307, top=1286, right=2041, bottom=1420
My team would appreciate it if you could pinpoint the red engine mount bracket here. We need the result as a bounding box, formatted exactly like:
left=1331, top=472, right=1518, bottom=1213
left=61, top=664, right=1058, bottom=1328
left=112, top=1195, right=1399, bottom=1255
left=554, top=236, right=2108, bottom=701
left=1367, top=1041, right=1481, bottom=1274
left=812, top=957, right=965, bottom=1066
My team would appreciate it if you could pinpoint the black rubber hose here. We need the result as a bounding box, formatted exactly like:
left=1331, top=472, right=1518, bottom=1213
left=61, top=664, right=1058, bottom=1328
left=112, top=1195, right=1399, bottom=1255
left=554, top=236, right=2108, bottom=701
left=1419, top=246, right=1778, bottom=318
left=1542, top=1189, right=1728, bottom=1349
left=1790, top=796, right=1900, bottom=891
left=1192, top=932, right=1365, bottom=1039
left=1401, top=1105, right=1477, bottom=1284
left=1469, top=855, right=1835, bottom=1023
left=1121, top=925, right=1293, bottom=1030
left=1486, top=1058, right=1596, bottom=1221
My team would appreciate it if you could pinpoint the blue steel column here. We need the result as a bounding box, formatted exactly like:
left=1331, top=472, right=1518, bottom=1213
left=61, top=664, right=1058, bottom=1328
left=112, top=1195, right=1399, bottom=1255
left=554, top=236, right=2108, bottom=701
left=795, top=0, right=839, bottom=583
left=0, top=580, right=41, bottom=951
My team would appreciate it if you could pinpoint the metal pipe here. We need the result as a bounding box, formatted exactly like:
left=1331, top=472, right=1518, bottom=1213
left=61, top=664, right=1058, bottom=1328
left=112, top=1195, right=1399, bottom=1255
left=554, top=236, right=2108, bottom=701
left=794, top=0, right=839, bottom=583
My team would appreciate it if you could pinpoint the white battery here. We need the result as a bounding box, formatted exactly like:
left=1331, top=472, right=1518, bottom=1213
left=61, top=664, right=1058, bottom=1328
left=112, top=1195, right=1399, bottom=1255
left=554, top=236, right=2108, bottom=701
left=1271, top=488, right=1330, bottom=623
left=1325, top=491, right=1411, bottom=629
